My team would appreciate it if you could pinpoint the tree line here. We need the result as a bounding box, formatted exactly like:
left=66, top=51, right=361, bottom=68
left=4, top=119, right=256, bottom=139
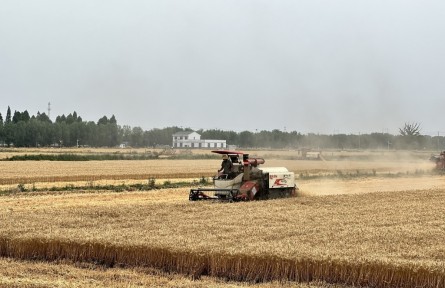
left=0, top=107, right=443, bottom=150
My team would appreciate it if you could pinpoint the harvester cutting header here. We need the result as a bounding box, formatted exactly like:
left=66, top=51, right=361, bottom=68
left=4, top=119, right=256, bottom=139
left=189, top=150, right=297, bottom=202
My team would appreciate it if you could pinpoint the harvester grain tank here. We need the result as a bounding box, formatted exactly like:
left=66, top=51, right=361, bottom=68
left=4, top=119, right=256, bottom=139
left=189, top=150, right=297, bottom=201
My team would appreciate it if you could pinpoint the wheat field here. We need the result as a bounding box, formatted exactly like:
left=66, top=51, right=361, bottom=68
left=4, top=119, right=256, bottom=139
left=1, top=185, right=445, bottom=286
left=0, top=149, right=444, bottom=287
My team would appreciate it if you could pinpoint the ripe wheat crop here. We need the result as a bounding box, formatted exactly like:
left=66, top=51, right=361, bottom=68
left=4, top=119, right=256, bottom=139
left=0, top=186, right=444, bottom=287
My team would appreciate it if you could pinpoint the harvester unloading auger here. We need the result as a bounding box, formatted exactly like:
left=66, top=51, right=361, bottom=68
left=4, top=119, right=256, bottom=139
left=189, top=150, right=298, bottom=202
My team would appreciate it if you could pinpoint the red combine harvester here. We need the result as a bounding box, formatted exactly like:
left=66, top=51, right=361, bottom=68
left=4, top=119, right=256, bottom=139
left=431, top=151, right=445, bottom=170
left=189, top=150, right=298, bottom=202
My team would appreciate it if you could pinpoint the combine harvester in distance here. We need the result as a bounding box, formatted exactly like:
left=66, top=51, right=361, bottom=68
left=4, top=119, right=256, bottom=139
left=189, top=150, right=298, bottom=202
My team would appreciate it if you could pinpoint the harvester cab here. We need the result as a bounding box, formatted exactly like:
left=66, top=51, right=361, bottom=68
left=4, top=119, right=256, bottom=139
left=189, top=150, right=297, bottom=202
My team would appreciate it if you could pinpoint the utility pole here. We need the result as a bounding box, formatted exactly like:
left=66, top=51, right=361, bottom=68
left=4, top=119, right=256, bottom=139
left=47, top=102, right=51, bottom=120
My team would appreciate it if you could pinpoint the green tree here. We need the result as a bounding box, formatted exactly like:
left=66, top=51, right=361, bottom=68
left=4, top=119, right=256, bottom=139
left=54, top=122, right=70, bottom=147
left=12, top=111, right=20, bottom=123
left=109, top=115, right=117, bottom=125
left=399, top=122, right=421, bottom=136
left=12, top=121, right=27, bottom=146
left=66, top=113, right=75, bottom=124
left=5, top=106, right=11, bottom=123
left=109, top=123, right=119, bottom=146
left=96, top=124, right=110, bottom=147
left=0, top=113, right=3, bottom=144
left=73, top=111, right=82, bottom=122
left=36, top=112, right=52, bottom=123
left=97, top=116, right=109, bottom=125
left=131, top=127, right=144, bottom=147
left=12, top=110, right=30, bottom=123
left=69, top=121, right=84, bottom=147
left=4, top=122, right=14, bottom=146
left=148, top=126, right=183, bottom=147
left=26, top=119, right=41, bottom=147
left=85, top=121, right=97, bottom=146
left=22, top=110, right=30, bottom=122
left=397, top=122, right=422, bottom=149
left=56, top=114, right=66, bottom=123
left=120, top=125, right=132, bottom=144
left=239, top=131, right=254, bottom=148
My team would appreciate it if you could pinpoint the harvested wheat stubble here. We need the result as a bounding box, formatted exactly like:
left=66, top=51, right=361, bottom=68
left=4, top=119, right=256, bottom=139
left=0, top=160, right=217, bottom=185
left=0, top=188, right=444, bottom=287
left=298, top=175, right=445, bottom=196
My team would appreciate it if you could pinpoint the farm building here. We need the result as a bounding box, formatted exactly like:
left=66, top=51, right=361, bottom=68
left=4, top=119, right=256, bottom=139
left=172, top=131, right=226, bottom=149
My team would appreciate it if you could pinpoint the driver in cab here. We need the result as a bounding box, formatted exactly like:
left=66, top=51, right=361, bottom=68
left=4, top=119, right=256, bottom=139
left=218, top=154, right=233, bottom=178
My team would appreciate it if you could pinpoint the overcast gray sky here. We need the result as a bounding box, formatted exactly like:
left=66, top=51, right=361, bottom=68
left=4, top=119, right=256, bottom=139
left=1, top=0, right=444, bottom=135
